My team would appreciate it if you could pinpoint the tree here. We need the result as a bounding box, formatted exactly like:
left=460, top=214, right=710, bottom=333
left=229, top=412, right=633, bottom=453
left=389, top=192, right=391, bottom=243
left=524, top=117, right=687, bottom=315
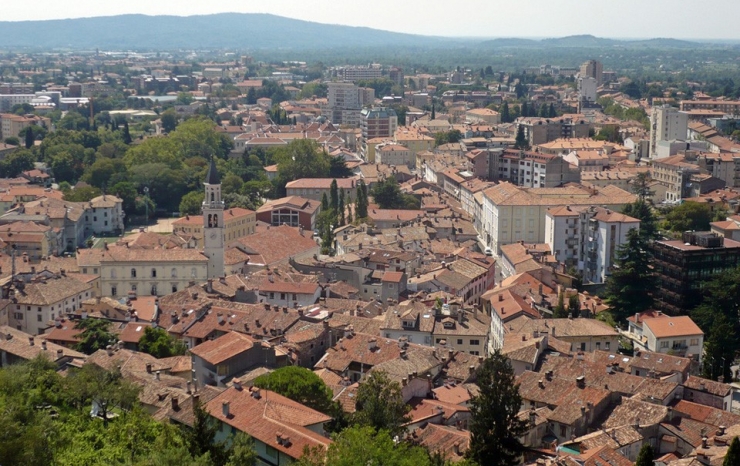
left=64, top=364, right=139, bottom=427
left=330, top=179, right=339, bottom=212
left=321, top=192, right=330, bottom=212
left=338, top=190, right=346, bottom=226
left=185, top=398, right=229, bottom=465
left=466, top=351, right=528, bottom=466
left=225, top=432, right=257, bottom=466
left=138, top=327, right=187, bottom=358
left=24, top=126, right=34, bottom=149
left=161, top=109, right=178, bottom=133
left=724, top=436, right=740, bottom=466
left=353, top=370, right=410, bottom=439
left=179, top=190, right=204, bottom=216
left=500, top=102, right=511, bottom=123
left=123, top=121, right=132, bottom=144
left=74, top=318, right=116, bottom=355
left=663, top=202, right=713, bottom=233
left=568, top=294, right=581, bottom=318
left=630, top=172, right=655, bottom=201
left=371, top=177, right=419, bottom=210
left=604, top=228, right=654, bottom=323
left=635, top=443, right=654, bottom=466
left=622, top=200, right=658, bottom=241
left=355, top=180, right=368, bottom=219
left=701, top=314, right=737, bottom=381
left=553, top=293, right=567, bottom=318
left=253, top=366, right=336, bottom=415
left=313, top=426, right=431, bottom=466
left=514, top=125, right=529, bottom=150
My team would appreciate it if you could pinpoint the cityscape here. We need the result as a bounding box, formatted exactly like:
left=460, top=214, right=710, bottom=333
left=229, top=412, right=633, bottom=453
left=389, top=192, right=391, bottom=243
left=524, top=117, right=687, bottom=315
left=2, top=7, right=740, bottom=466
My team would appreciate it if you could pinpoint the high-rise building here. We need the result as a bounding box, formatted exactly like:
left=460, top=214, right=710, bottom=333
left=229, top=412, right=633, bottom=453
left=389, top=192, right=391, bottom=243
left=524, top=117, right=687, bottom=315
left=360, top=107, right=398, bottom=140
left=577, top=77, right=598, bottom=112
left=202, top=157, right=225, bottom=279
left=649, top=105, right=689, bottom=158
left=579, top=60, right=603, bottom=87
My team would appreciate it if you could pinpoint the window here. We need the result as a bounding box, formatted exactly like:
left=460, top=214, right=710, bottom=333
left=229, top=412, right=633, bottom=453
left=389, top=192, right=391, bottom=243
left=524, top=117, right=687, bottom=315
left=93, top=268, right=98, bottom=274
left=605, top=342, right=610, bottom=350
left=470, top=339, right=480, bottom=346
left=37, top=315, right=42, bottom=322
left=690, top=338, right=699, bottom=346
left=171, top=268, right=177, bottom=278
left=151, top=268, right=157, bottom=278
left=191, top=268, right=197, bottom=278
left=111, top=269, right=117, bottom=278
left=111, top=286, right=117, bottom=296
left=131, top=284, right=137, bottom=292
left=13, top=312, right=22, bottom=320
left=172, top=285, right=178, bottom=293
left=580, top=342, right=586, bottom=351
left=151, top=285, right=157, bottom=295
left=130, top=268, right=137, bottom=278
left=93, top=216, right=97, bottom=221
left=104, top=221, right=108, bottom=226
left=457, top=339, right=463, bottom=345
left=660, top=341, right=669, bottom=349
left=280, top=293, right=286, bottom=300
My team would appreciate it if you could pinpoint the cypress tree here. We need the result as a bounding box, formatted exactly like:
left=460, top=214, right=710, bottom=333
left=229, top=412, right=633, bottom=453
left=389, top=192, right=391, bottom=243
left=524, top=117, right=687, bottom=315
left=500, top=102, right=511, bottom=123
left=724, top=437, right=740, bottom=466
left=548, top=103, right=557, bottom=118
left=24, top=127, right=33, bottom=149
left=635, top=443, right=654, bottom=466
left=321, top=192, right=329, bottom=212
left=338, top=190, right=346, bottom=226
left=329, top=179, right=339, bottom=212
left=123, top=121, right=132, bottom=144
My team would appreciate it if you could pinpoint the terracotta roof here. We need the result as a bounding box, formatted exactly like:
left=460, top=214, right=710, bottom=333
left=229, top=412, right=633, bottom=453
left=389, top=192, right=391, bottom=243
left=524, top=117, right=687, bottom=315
left=411, top=423, right=469, bottom=462
left=642, top=315, right=704, bottom=338
left=205, top=386, right=331, bottom=460
left=189, top=331, right=256, bottom=365
left=0, top=325, right=85, bottom=361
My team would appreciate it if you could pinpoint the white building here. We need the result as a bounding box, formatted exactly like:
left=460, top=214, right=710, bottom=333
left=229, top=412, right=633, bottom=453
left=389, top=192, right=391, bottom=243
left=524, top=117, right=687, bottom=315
left=9, top=274, right=94, bottom=335
left=633, top=314, right=704, bottom=363
left=577, top=77, right=597, bottom=104
left=480, top=182, right=636, bottom=255
left=545, top=205, right=640, bottom=283
left=86, top=195, right=125, bottom=235
left=649, top=105, right=689, bottom=159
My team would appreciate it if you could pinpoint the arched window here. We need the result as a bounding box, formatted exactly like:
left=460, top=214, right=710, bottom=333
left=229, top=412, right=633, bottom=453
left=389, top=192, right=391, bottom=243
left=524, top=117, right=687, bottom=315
left=210, top=192, right=215, bottom=203
left=213, top=214, right=218, bottom=226
left=171, top=268, right=177, bottom=278
left=130, top=268, right=137, bottom=278
left=151, top=268, right=157, bottom=278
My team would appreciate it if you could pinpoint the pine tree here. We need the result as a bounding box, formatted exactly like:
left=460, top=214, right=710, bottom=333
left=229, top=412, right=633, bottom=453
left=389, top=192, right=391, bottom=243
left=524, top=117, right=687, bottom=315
left=123, top=121, right=132, bottom=144
left=466, top=351, right=528, bottom=466
left=622, top=200, right=658, bottom=241
left=514, top=126, right=529, bottom=150
left=553, top=292, right=567, bottom=318
left=321, top=192, right=329, bottom=212
left=24, top=127, right=33, bottom=149
left=355, top=180, right=368, bottom=219
left=724, top=436, right=740, bottom=466
left=604, top=228, right=654, bottom=323
left=635, top=443, right=654, bottom=466
left=568, top=294, right=581, bottom=318
left=500, top=102, right=511, bottom=123
left=548, top=103, right=557, bottom=118
left=329, top=179, right=339, bottom=212
left=338, top=190, right=346, bottom=226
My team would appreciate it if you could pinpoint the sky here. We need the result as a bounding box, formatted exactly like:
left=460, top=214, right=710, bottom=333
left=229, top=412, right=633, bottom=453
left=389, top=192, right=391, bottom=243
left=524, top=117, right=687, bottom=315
left=4, top=0, right=740, bottom=40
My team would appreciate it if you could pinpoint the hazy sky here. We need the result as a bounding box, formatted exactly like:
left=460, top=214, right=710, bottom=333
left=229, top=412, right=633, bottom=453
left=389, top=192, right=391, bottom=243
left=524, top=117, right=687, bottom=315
left=4, top=0, right=740, bottom=40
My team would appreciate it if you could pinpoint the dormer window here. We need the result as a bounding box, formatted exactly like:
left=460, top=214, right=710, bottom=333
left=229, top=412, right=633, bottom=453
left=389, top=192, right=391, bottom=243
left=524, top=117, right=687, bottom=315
left=402, top=320, right=414, bottom=329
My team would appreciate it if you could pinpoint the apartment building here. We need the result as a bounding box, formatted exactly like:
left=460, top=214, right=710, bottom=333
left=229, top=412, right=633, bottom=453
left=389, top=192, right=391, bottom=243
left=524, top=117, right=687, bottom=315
left=516, top=117, right=591, bottom=146
left=638, top=315, right=704, bottom=363
left=680, top=99, right=740, bottom=115
left=481, top=182, right=636, bottom=254
left=579, top=60, right=603, bottom=86
left=651, top=231, right=740, bottom=314
left=255, top=196, right=321, bottom=231
left=360, top=107, right=398, bottom=140
left=649, top=105, right=689, bottom=158
left=0, top=113, right=50, bottom=140
left=325, top=82, right=374, bottom=126
left=495, top=149, right=581, bottom=188
left=651, top=155, right=704, bottom=202
left=697, top=152, right=740, bottom=188
left=545, top=205, right=640, bottom=283
left=465, top=108, right=501, bottom=125
left=375, top=143, right=412, bottom=167
left=285, top=178, right=358, bottom=202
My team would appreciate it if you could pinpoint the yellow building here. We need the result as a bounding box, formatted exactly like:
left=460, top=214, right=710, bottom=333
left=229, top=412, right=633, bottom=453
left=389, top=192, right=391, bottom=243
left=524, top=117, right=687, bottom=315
left=173, top=207, right=256, bottom=245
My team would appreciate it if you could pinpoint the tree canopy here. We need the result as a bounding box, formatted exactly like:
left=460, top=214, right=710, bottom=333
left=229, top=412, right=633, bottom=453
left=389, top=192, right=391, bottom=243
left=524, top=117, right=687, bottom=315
left=603, top=228, right=654, bottom=324
left=253, top=366, right=336, bottom=415
left=466, top=351, right=528, bottom=466
left=138, top=327, right=188, bottom=358
left=352, top=370, right=410, bottom=439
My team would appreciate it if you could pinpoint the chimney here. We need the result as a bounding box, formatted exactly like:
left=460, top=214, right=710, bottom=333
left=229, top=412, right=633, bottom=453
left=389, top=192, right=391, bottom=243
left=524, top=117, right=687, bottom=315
left=217, top=313, right=224, bottom=324
left=29, top=337, right=34, bottom=346
left=368, top=338, right=378, bottom=351
left=702, top=436, right=708, bottom=449
left=222, top=401, right=230, bottom=417
left=529, top=408, right=537, bottom=426
left=146, top=363, right=152, bottom=373
left=719, top=425, right=727, bottom=436
left=546, top=370, right=553, bottom=381
left=56, top=349, right=63, bottom=359
left=551, top=326, right=556, bottom=336
left=538, top=379, right=545, bottom=389
left=576, top=375, right=585, bottom=388
left=106, top=345, right=113, bottom=356
left=234, top=380, right=242, bottom=391
left=186, top=381, right=192, bottom=394
left=41, top=340, right=47, bottom=350
left=155, top=371, right=160, bottom=381
left=171, top=397, right=179, bottom=410
left=700, top=381, right=706, bottom=391
left=498, top=293, right=503, bottom=302
left=252, top=388, right=261, bottom=399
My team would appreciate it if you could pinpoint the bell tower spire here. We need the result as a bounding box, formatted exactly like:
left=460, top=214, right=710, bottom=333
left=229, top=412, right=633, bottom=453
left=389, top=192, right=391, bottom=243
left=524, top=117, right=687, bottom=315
left=202, top=156, right=224, bottom=279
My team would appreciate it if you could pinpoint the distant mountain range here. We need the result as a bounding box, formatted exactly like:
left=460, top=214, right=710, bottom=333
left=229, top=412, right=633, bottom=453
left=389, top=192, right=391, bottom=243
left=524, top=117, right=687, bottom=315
left=0, top=15, right=715, bottom=50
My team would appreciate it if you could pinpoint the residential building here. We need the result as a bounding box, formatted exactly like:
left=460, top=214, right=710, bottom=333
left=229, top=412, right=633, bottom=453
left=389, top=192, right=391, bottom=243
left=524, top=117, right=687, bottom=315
left=206, top=385, right=332, bottom=464
left=173, top=207, right=256, bottom=245
left=545, top=205, right=640, bottom=283
left=465, top=108, right=501, bottom=125
left=577, top=77, right=598, bottom=107
left=255, top=196, right=321, bottom=231
left=680, top=99, right=740, bottom=115
left=495, top=149, right=581, bottom=188
left=87, top=195, right=125, bottom=235
left=649, top=105, right=689, bottom=159
left=510, top=318, right=619, bottom=353
left=640, top=315, right=704, bottom=363
left=285, top=178, right=358, bottom=202
left=336, top=65, right=382, bottom=82
left=375, top=143, right=412, bottom=167
left=0, top=325, right=84, bottom=368
left=683, top=376, right=734, bottom=411
left=98, top=244, right=209, bottom=297
left=651, top=232, right=740, bottom=313
left=579, top=60, right=603, bottom=86
left=651, top=154, right=704, bottom=202
left=190, top=331, right=277, bottom=387
left=0, top=113, right=50, bottom=140
left=257, top=281, right=321, bottom=308
left=481, top=182, right=636, bottom=254
left=0, top=221, right=60, bottom=259
left=515, top=117, right=591, bottom=146
left=325, top=82, right=373, bottom=126
left=360, top=107, right=398, bottom=140
left=9, top=274, right=94, bottom=335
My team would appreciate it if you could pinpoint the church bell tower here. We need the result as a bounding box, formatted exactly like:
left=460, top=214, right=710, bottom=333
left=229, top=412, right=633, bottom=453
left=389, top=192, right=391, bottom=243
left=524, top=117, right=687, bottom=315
left=202, top=156, right=225, bottom=279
